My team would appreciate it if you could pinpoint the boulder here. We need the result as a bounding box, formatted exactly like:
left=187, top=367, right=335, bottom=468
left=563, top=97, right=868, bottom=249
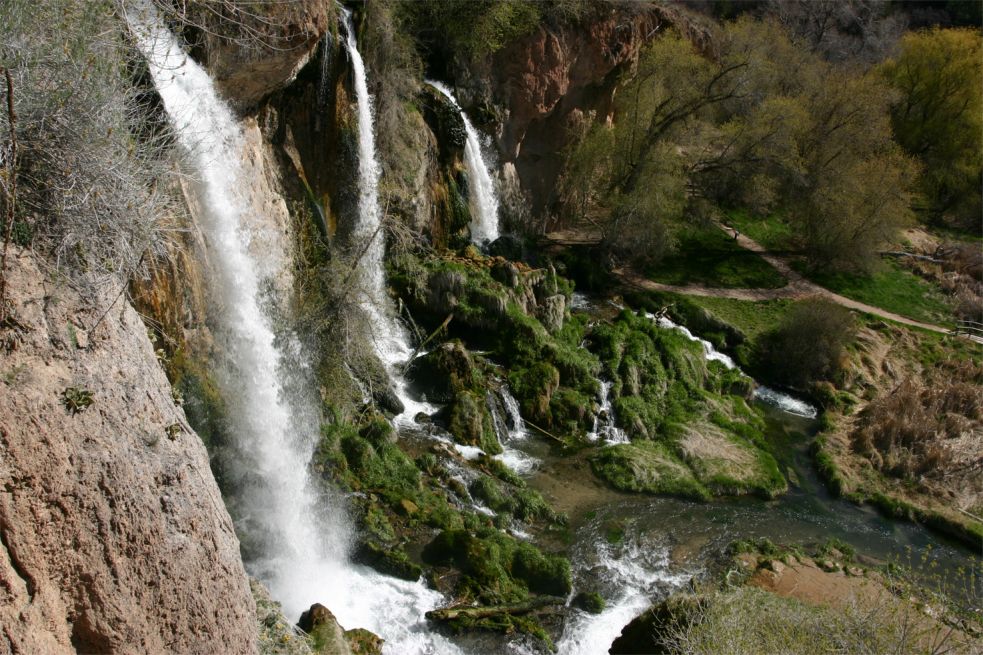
left=188, top=0, right=331, bottom=108
left=298, top=602, right=353, bottom=655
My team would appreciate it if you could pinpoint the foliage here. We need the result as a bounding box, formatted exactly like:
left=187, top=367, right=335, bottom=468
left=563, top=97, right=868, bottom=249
left=645, top=226, right=786, bottom=289
left=0, top=0, right=175, bottom=287
left=755, top=299, right=855, bottom=388
left=881, top=28, right=983, bottom=231
left=793, top=259, right=956, bottom=326
left=561, top=17, right=919, bottom=272
left=660, top=585, right=978, bottom=655
left=851, top=361, right=981, bottom=480
left=62, top=386, right=94, bottom=414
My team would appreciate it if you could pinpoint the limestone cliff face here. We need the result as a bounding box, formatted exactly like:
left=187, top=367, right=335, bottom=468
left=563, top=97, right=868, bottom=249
left=455, top=3, right=710, bottom=221
left=185, top=0, right=331, bottom=109
left=0, top=249, right=256, bottom=654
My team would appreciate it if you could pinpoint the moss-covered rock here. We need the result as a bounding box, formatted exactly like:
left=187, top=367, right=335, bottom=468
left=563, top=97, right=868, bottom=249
left=406, top=339, right=478, bottom=403
left=422, top=528, right=572, bottom=603
left=445, top=390, right=502, bottom=455
left=591, top=442, right=711, bottom=501
left=353, top=541, right=423, bottom=581
left=573, top=591, right=606, bottom=614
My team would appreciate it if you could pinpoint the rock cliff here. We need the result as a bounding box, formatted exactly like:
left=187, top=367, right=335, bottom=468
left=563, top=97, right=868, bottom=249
left=0, top=249, right=256, bottom=654
left=456, top=3, right=710, bottom=220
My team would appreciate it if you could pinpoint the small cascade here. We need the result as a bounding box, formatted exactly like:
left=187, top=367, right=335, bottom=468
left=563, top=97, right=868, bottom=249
left=133, top=6, right=459, bottom=653
left=426, top=80, right=501, bottom=246
left=588, top=380, right=628, bottom=444
left=491, top=387, right=539, bottom=474
left=647, top=313, right=817, bottom=418
left=557, top=530, right=690, bottom=655
left=339, top=8, right=436, bottom=425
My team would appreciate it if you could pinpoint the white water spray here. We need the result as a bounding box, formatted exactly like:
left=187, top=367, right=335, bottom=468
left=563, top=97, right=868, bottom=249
left=133, top=9, right=458, bottom=653
left=587, top=380, right=629, bottom=444
left=427, top=80, right=501, bottom=246
left=647, top=313, right=816, bottom=418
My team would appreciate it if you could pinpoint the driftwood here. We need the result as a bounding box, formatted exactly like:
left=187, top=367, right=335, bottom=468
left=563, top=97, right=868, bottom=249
left=522, top=417, right=565, bottom=444
left=401, top=313, right=453, bottom=374
left=879, top=251, right=943, bottom=264
left=426, top=596, right=565, bottom=622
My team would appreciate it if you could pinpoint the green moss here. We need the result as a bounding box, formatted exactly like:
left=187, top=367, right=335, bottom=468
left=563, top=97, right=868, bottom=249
left=422, top=528, right=571, bottom=604
left=447, top=390, right=502, bottom=455
left=573, top=591, right=606, bottom=614
left=590, top=442, right=711, bottom=501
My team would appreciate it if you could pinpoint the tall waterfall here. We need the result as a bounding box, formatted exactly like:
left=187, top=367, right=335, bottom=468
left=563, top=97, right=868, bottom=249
left=132, top=8, right=458, bottom=653
left=427, top=80, right=501, bottom=246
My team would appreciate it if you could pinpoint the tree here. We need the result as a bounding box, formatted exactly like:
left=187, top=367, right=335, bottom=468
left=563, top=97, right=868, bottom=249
left=881, top=27, right=983, bottom=229
left=755, top=299, right=855, bottom=389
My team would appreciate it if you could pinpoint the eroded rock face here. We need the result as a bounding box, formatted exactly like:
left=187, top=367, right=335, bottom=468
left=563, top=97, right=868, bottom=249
left=187, top=0, right=331, bottom=109
left=0, top=249, right=255, bottom=654
left=457, top=4, right=710, bottom=218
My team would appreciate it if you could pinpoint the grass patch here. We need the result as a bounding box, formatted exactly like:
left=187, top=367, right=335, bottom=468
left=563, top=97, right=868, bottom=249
left=646, top=226, right=786, bottom=289
left=682, top=295, right=796, bottom=341
left=590, top=441, right=711, bottom=501
left=792, top=259, right=955, bottom=326
left=725, top=208, right=794, bottom=252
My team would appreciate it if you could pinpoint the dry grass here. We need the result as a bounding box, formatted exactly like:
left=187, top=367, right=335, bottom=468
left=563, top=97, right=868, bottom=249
left=851, top=361, right=982, bottom=481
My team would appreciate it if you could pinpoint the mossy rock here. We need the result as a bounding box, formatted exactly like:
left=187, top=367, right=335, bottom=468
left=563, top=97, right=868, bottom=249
left=353, top=541, right=423, bottom=581
left=679, top=421, right=787, bottom=499
left=343, top=628, right=383, bottom=655
left=422, top=529, right=571, bottom=603
left=572, top=591, right=606, bottom=614
left=444, top=390, right=502, bottom=455
left=590, top=442, right=711, bottom=501
left=406, top=339, right=481, bottom=403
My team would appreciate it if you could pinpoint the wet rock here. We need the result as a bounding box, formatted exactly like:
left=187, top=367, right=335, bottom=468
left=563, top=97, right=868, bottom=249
left=487, top=234, right=524, bottom=261
left=610, top=594, right=700, bottom=654
left=373, top=386, right=405, bottom=416
left=572, top=591, right=606, bottom=614
left=538, top=294, right=566, bottom=333
left=297, top=602, right=353, bottom=655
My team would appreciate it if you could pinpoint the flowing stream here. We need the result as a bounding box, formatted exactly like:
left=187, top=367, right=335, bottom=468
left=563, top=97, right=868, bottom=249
left=426, top=80, right=501, bottom=245
left=134, top=8, right=457, bottom=653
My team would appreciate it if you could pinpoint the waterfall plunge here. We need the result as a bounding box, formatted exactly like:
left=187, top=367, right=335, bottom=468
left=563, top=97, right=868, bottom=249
left=427, top=80, right=501, bottom=246
left=133, top=9, right=457, bottom=653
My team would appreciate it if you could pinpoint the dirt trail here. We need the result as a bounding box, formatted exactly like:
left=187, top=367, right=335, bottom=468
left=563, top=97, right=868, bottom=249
left=613, top=221, right=955, bottom=336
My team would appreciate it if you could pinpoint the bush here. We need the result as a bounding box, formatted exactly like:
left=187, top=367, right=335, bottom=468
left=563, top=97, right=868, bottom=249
left=754, top=299, right=855, bottom=388
left=1, top=0, right=173, bottom=287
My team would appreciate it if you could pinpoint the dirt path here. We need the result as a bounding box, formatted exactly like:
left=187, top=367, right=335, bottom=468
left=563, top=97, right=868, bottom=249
left=614, top=221, right=955, bottom=335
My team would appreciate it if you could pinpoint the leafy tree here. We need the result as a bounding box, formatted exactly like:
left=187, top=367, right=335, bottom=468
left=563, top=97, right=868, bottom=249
left=881, top=27, right=983, bottom=230
left=754, top=299, right=855, bottom=388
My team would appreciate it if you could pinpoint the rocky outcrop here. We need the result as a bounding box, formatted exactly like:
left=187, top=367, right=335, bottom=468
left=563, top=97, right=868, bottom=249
left=456, top=3, right=711, bottom=219
left=0, top=249, right=255, bottom=654
left=184, top=0, right=332, bottom=109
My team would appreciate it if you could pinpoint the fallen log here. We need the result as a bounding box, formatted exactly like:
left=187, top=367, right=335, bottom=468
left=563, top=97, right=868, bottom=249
left=426, top=596, right=566, bottom=623
left=879, top=251, right=943, bottom=264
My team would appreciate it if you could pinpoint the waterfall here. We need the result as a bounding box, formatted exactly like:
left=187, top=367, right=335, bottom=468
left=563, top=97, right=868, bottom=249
left=492, top=387, right=539, bottom=474
left=587, top=380, right=628, bottom=444
left=132, top=8, right=459, bottom=653
left=339, top=8, right=437, bottom=428
left=647, top=313, right=817, bottom=418
left=426, top=80, right=501, bottom=246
